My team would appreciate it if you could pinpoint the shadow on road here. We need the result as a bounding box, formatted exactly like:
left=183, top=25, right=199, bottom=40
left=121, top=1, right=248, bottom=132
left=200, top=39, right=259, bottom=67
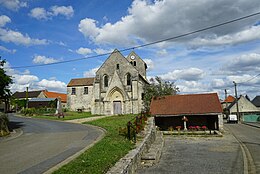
left=8, top=121, right=25, bottom=131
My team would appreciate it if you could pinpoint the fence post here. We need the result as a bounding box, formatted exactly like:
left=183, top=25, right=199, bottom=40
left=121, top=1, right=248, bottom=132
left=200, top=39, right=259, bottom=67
left=127, top=121, right=131, bottom=140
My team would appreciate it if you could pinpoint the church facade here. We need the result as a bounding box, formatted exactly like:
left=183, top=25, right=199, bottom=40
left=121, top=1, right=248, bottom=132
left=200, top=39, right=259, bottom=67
left=67, top=49, right=149, bottom=115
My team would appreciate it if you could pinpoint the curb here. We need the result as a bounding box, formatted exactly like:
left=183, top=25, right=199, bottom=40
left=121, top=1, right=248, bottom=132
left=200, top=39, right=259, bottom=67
left=242, top=122, right=260, bottom=129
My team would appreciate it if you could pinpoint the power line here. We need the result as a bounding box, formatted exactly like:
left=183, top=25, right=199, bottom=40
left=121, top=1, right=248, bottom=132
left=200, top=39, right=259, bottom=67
left=6, top=11, right=260, bottom=70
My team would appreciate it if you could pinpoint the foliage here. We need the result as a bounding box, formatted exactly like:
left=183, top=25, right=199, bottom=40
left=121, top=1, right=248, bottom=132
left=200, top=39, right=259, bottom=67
left=21, top=108, right=36, bottom=116
left=54, top=114, right=136, bottom=174
left=143, top=76, right=179, bottom=112
left=0, top=58, right=13, bottom=112
left=0, top=113, right=10, bottom=136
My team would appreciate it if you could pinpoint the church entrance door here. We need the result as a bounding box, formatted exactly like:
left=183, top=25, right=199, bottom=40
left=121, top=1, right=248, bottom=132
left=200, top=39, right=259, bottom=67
left=113, top=101, right=122, bottom=115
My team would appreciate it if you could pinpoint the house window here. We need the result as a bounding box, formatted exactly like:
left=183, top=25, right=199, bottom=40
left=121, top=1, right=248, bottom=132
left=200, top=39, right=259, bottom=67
left=84, top=87, right=88, bottom=94
left=104, top=75, right=108, bottom=87
left=127, top=73, right=131, bottom=86
left=116, top=64, right=119, bottom=69
left=133, top=61, right=136, bottom=66
left=72, top=88, right=76, bottom=95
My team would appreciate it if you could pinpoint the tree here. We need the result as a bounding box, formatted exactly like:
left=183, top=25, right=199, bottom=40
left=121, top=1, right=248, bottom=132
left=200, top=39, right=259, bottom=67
left=0, top=58, right=13, bottom=112
left=143, top=76, right=179, bottom=112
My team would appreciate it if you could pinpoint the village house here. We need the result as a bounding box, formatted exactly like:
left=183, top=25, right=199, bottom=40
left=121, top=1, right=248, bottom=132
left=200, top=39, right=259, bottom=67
left=67, top=49, right=149, bottom=115
left=12, top=90, right=67, bottom=109
left=227, top=95, right=260, bottom=122
left=150, top=93, right=223, bottom=131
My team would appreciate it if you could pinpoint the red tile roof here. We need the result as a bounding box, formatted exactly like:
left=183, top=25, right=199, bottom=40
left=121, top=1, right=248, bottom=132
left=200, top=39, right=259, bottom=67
left=67, top=78, right=94, bottom=87
left=223, top=95, right=235, bottom=103
left=150, top=93, right=222, bottom=116
left=43, top=91, right=67, bottom=103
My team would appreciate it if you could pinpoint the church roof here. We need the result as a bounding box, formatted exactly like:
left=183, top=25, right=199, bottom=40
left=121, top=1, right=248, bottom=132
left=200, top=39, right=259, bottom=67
left=67, top=78, right=94, bottom=87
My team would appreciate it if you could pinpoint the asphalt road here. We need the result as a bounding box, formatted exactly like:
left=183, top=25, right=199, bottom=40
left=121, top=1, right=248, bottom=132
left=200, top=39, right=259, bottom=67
left=226, top=123, right=260, bottom=174
left=0, top=114, right=103, bottom=174
left=138, top=129, right=244, bottom=174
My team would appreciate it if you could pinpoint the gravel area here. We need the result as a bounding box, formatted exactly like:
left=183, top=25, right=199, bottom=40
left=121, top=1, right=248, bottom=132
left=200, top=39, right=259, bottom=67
left=137, top=129, right=243, bottom=174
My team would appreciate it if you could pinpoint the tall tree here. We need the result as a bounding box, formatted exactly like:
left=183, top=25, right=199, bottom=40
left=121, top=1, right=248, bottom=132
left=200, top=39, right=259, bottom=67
left=143, top=76, right=179, bottom=112
left=0, top=58, right=13, bottom=112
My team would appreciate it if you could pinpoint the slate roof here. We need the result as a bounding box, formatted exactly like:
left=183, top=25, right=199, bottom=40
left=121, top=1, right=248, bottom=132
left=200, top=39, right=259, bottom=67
left=12, top=90, right=44, bottom=99
left=251, top=96, right=260, bottom=107
left=223, top=95, right=235, bottom=103
left=150, top=93, right=222, bottom=116
left=67, top=78, right=94, bottom=87
left=43, top=91, right=67, bottom=103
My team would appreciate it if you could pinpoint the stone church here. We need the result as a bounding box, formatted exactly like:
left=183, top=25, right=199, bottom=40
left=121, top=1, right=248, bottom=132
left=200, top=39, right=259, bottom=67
left=67, top=49, right=149, bottom=115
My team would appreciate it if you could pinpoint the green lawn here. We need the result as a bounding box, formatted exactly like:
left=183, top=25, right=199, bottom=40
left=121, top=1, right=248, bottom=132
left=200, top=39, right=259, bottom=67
left=33, top=111, right=96, bottom=121
left=53, top=114, right=136, bottom=174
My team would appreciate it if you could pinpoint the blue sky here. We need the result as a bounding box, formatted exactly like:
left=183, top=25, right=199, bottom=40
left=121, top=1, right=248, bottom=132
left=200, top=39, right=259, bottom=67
left=1, top=0, right=260, bottom=100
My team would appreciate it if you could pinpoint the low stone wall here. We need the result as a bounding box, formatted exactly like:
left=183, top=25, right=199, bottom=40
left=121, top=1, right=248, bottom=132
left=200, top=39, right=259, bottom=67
left=106, top=117, right=156, bottom=174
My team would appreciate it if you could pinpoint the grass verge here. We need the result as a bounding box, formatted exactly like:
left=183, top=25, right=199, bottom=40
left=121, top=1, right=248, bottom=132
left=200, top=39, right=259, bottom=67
left=53, top=114, right=136, bottom=174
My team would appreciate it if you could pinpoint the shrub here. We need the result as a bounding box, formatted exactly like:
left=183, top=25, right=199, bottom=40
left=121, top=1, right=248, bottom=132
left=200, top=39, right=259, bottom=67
left=0, top=113, right=10, bottom=136
left=21, top=108, right=36, bottom=116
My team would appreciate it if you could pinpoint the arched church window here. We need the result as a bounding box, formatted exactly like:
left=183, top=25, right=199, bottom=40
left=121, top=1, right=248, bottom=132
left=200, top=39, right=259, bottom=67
left=104, top=75, right=108, bottom=87
left=133, top=61, right=136, bottom=66
left=126, top=73, right=131, bottom=86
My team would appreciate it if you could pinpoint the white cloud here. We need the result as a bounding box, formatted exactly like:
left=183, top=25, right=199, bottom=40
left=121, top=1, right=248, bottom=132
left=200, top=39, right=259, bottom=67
left=76, top=47, right=92, bottom=56
left=0, top=0, right=27, bottom=11
left=13, top=74, right=39, bottom=85
left=0, top=28, right=48, bottom=45
left=33, top=55, right=59, bottom=64
left=84, top=67, right=99, bottom=77
left=37, top=79, right=67, bottom=92
left=78, top=0, right=260, bottom=47
left=29, top=8, right=49, bottom=20
left=29, top=5, right=74, bottom=20
left=0, top=15, right=11, bottom=27
left=0, top=45, right=16, bottom=53
left=50, top=6, right=74, bottom=18
left=93, top=48, right=113, bottom=55
left=143, top=59, right=154, bottom=71
left=177, top=81, right=209, bottom=93
left=159, top=68, right=205, bottom=81
left=190, top=25, right=260, bottom=48
left=78, top=18, right=100, bottom=39
left=225, top=53, right=260, bottom=72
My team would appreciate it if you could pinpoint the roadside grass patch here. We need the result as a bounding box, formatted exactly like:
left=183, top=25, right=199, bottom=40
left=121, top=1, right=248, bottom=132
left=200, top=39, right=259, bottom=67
left=53, top=114, right=136, bottom=174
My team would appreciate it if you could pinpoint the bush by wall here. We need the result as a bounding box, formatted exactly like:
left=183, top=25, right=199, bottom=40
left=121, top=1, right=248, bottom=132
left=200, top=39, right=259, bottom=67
left=0, top=113, right=10, bottom=137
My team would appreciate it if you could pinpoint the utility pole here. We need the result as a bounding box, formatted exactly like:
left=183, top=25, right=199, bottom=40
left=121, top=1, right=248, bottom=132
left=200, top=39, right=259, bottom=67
left=26, top=86, right=28, bottom=108
left=224, top=89, right=228, bottom=108
left=233, top=81, right=240, bottom=121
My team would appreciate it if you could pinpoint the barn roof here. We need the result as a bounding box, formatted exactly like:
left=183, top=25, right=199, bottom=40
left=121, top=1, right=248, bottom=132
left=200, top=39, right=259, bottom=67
left=43, top=91, right=67, bottom=103
left=150, top=93, right=222, bottom=116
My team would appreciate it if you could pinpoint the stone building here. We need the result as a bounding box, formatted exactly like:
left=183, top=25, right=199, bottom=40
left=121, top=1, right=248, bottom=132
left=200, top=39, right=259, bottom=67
left=67, top=49, right=149, bottom=115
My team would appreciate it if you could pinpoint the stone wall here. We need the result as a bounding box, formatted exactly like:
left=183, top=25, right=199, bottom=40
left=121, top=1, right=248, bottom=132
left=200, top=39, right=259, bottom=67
left=106, top=117, right=156, bottom=174
left=67, top=86, right=93, bottom=112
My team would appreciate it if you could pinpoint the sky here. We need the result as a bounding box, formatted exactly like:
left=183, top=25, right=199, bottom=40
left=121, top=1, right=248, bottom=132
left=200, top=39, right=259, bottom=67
left=1, top=0, right=260, bottom=100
